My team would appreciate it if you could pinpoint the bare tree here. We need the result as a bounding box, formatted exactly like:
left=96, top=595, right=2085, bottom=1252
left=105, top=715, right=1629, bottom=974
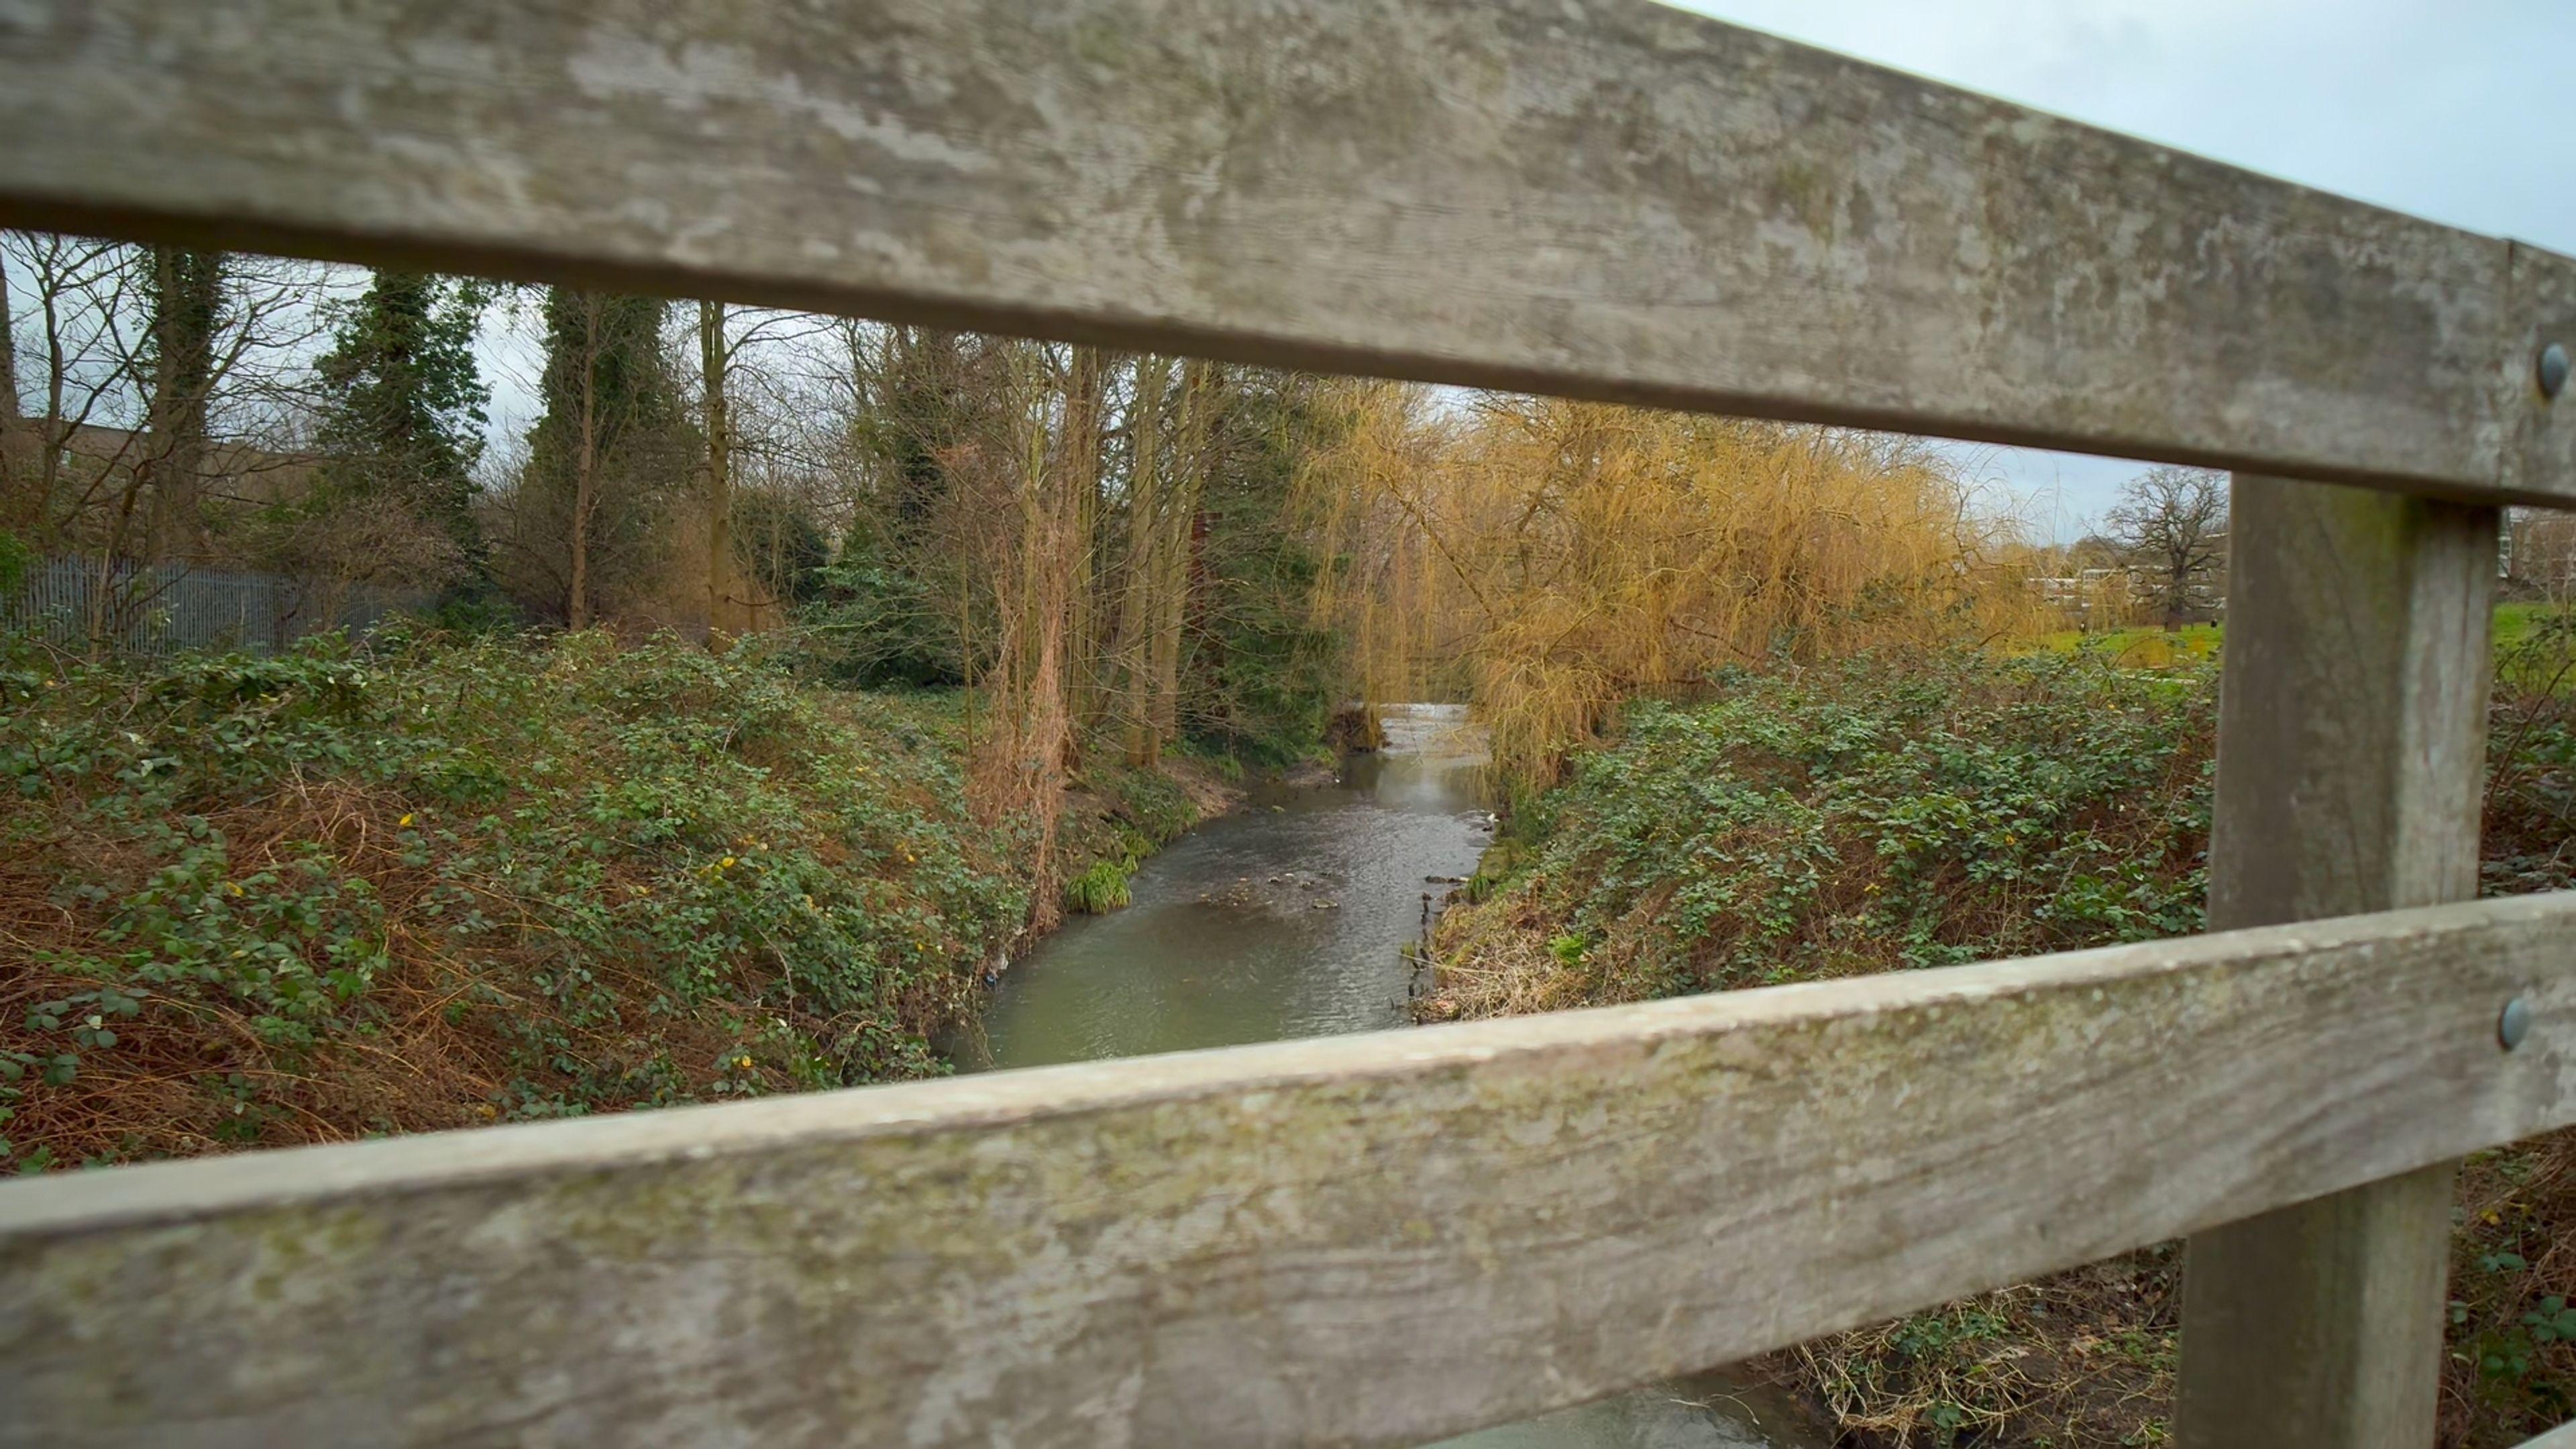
left=698, top=300, right=735, bottom=646
left=566, top=292, right=602, bottom=629
left=2508, top=508, right=2576, bottom=598
left=1, top=233, right=335, bottom=561
left=0, top=241, right=21, bottom=520
left=2106, top=465, right=2228, bottom=630
left=689, top=301, right=836, bottom=643
left=492, top=288, right=706, bottom=630
left=1114, top=354, right=1171, bottom=764
left=3, top=234, right=140, bottom=550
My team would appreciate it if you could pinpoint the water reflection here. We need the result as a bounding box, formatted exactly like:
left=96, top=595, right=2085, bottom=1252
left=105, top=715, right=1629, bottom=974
left=963, top=706, right=1491, bottom=1065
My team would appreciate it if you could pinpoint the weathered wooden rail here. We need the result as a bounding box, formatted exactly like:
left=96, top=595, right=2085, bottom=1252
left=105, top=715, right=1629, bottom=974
left=1, top=2, right=2571, bottom=1446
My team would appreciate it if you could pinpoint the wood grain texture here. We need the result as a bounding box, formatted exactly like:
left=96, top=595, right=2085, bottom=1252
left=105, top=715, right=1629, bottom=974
left=5, top=895, right=2575, bottom=1449
left=2174, top=478, right=2502, bottom=1449
left=1, top=0, right=2571, bottom=501
left=2202, top=480, right=2498, bottom=934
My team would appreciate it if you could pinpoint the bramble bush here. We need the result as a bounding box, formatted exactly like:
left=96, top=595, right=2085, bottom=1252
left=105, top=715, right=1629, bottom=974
left=0, top=628, right=1030, bottom=1169
left=1434, top=651, right=2213, bottom=1016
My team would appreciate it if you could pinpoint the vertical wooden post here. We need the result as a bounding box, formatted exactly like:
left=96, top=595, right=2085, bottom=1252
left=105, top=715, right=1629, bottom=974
left=2173, top=474, right=2498, bottom=1448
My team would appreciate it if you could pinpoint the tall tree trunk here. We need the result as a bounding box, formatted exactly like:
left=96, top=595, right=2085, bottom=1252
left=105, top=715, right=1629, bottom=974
left=144, top=247, right=220, bottom=565
left=1061, top=347, right=1108, bottom=733
left=0, top=250, right=16, bottom=427
left=1116, top=356, right=1169, bottom=766
left=699, top=299, right=733, bottom=648
left=1150, top=359, right=1214, bottom=747
left=144, top=247, right=180, bottom=561
left=984, top=343, right=1083, bottom=922
left=0, top=246, right=28, bottom=537
left=568, top=297, right=599, bottom=631
left=32, top=256, right=76, bottom=555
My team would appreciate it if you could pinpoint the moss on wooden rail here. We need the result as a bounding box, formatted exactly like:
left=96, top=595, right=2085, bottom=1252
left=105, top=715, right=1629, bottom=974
left=2, top=895, right=2573, bottom=1448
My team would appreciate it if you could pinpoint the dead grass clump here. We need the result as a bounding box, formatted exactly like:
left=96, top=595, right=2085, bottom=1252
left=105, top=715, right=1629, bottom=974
left=2444, top=1129, right=2576, bottom=1444
left=1, top=776, right=517, bottom=1162
left=1762, top=1250, right=2180, bottom=1448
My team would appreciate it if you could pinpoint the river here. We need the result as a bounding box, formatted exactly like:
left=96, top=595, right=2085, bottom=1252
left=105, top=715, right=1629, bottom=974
left=954, top=705, right=1821, bottom=1449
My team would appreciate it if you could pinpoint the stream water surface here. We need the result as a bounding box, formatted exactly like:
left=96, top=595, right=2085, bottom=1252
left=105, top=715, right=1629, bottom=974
left=956, top=706, right=1820, bottom=1449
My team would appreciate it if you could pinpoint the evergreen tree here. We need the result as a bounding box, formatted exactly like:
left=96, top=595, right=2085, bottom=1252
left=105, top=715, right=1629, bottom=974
left=812, top=326, right=995, bottom=687
left=312, top=272, right=492, bottom=570
left=525, top=288, right=690, bottom=628
left=1177, top=368, right=1342, bottom=762
left=873, top=327, right=969, bottom=546
left=140, top=247, right=225, bottom=561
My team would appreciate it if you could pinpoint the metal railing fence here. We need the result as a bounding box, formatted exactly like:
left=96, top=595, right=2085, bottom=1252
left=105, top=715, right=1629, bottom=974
left=2, top=556, right=429, bottom=657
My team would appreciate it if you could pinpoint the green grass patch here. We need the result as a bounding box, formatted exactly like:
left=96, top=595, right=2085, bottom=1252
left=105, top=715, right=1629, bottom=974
left=2041, top=604, right=2570, bottom=671
left=1063, top=856, right=1137, bottom=914
left=2497, top=601, right=2565, bottom=651
left=2033, top=623, right=2222, bottom=667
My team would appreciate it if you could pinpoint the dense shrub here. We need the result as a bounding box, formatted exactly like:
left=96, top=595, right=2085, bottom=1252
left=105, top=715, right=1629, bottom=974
left=0, top=629, right=1029, bottom=1169
left=1435, top=651, right=2212, bottom=1016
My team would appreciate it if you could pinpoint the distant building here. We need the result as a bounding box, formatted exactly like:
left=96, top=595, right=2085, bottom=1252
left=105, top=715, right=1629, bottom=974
left=2028, top=541, right=2226, bottom=631
left=7, top=419, right=323, bottom=566
left=40, top=421, right=319, bottom=510
left=2508, top=510, right=2576, bottom=597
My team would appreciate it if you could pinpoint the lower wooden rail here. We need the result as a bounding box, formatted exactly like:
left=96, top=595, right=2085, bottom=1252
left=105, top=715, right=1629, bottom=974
left=2, top=894, right=2571, bottom=1448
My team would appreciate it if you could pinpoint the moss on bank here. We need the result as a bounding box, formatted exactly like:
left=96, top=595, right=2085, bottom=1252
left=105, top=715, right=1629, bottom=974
left=0, top=629, right=1230, bottom=1171
left=1424, top=649, right=2576, bottom=1448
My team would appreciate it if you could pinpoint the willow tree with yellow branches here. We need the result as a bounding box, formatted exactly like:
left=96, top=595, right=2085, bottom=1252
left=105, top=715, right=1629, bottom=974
left=1305, top=388, right=2048, bottom=790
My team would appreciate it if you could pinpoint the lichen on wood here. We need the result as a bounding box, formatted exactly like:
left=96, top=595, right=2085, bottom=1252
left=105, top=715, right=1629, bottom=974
left=3, top=895, right=2573, bottom=1448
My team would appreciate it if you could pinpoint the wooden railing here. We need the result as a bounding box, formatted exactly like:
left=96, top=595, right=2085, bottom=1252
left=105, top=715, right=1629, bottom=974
left=2, top=3, right=2571, bottom=1446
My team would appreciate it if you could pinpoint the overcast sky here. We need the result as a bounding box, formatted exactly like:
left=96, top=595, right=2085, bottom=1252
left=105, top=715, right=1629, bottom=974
left=1670, top=0, right=2576, bottom=537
